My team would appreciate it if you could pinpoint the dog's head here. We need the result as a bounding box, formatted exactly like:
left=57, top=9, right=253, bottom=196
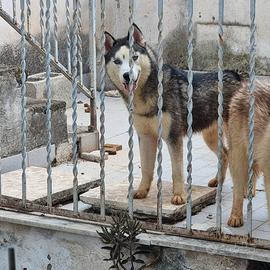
left=104, top=24, right=151, bottom=97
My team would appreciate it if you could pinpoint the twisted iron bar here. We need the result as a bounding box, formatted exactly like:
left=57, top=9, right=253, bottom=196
left=99, top=0, right=106, bottom=218
left=26, top=0, right=30, bottom=33
left=186, top=0, right=194, bottom=231
left=40, top=0, right=45, bottom=48
left=12, top=0, right=16, bottom=22
left=156, top=0, right=164, bottom=229
left=66, top=0, right=71, bottom=73
left=71, top=0, right=79, bottom=213
left=247, top=0, right=256, bottom=238
left=127, top=0, right=135, bottom=219
left=216, top=0, right=224, bottom=234
left=53, top=0, right=58, bottom=61
left=45, top=0, right=52, bottom=210
left=77, top=0, right=83, bottom=83
left=20, top=0, right=27, bottom=206
left=88, top=0, right=97, bottom=130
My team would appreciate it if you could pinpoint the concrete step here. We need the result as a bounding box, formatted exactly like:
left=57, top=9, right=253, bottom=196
left=80, top=151, right=108, bottom=163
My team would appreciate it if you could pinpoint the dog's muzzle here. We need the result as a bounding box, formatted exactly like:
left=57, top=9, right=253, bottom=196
left=123, top=72, right=140, bottom=92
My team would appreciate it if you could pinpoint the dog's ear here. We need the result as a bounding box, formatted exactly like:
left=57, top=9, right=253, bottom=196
left=127, top=23, right=146, bottom=47
left=104, top=32, right=116, bottom=54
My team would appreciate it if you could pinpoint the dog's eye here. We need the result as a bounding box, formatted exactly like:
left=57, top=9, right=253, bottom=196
left=113, top=59, right=122, bottom=65
left=132, top=55, right=138, bottom=61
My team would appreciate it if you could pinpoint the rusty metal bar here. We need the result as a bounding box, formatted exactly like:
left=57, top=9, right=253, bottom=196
left=0, top=196, right=270, bottom=250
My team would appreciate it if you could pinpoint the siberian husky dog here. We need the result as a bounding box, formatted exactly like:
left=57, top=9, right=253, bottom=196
left=227, top=83, right=270, bottom=227
left=104, top=24, right=243, bottom=205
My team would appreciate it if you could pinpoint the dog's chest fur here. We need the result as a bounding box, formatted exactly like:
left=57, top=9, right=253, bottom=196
left=133, top=112, right=172, bottom=140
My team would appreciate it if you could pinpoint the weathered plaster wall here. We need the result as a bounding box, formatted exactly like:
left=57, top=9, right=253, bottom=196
left=1, top=0, right=269, bottom=81
left=0, top=220, right=250, bottom=270
left=0, top=74, right=67, bottom=158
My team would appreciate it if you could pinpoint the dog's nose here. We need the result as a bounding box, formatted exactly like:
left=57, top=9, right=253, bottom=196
left=123, top=72, right=130, bottom=83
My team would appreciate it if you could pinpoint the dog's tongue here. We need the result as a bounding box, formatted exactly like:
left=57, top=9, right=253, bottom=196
left=125, top=82, right=136, bottom=92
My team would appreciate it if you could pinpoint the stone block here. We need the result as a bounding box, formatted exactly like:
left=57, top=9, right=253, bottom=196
left=26, top=72, right=73, bottom=108
left=79, top=131, right=99, bottom=153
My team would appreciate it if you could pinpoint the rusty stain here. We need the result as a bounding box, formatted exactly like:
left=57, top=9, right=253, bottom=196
left=0, top=196, right=269, bottom=250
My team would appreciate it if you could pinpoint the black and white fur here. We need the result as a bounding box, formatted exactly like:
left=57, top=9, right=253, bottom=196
left=105, top=24, right=243, bottom=204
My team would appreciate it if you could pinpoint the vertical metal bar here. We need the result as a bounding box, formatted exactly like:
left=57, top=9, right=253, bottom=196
left=45, top=0, right=52, bottom=211
left=186, top=0, right=194, bottom=231
left=66, top=0, right=71, bottom=73
left=156, top=0, right=164, bottom=229
left=40, top=0, right=45, bottom=48
left=127, top=0, right=135, bottom=219
left=8, top=248, right=16, bottom=270
left=71, top=0, right=79, bottom=213
left=99, top=0, right=106, bottom=219
left=12, top=0, right=17, bottom=22
left=89, top=0, right=97, bottom=131
left=216, top=0, right=224, bottom=234
left=26, top=0, right=30, bottom=33
left=247, top=0, right=256, bottom=239
left=53, top=0, right=58, bottom=61
left=77, top=0, right=83, bottom=84
left=20, top=0, right=27, bottom=207
left=0, top=151, right=2, bottom=199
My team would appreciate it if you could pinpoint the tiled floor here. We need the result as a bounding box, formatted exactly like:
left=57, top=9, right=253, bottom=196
left=65, top=94, right=270, bottom=240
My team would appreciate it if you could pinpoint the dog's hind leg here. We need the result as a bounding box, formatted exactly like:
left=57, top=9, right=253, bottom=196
left=134, top=134, right=157, bottom=199
left=167, top=138, right=186, bottom=205
left=227, top=142, right=247, bottom=227
left=202, top=123, right=228, bottom=188
left=263, top=165, right=270, bottom=223
left=259, top=129, right=270, bottom=222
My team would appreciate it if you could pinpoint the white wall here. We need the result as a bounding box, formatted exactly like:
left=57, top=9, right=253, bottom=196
left=0, top=0, right=269, bottom=63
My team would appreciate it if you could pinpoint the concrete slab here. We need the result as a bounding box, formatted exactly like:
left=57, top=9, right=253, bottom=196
left=1, top=166, right=100, bottom=204
left=80, top=180, right=216, bottom=221
left=81, top=151, right=108, bottom=162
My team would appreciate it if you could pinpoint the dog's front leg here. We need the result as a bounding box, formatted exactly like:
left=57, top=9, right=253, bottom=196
left=167, top=138, right=186, bottom=205
left=134, top=134, right=157, bottom=199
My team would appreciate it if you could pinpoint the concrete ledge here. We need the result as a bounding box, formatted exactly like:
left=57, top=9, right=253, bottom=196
left=0, top=209, right=269, bottom=263
left=1, top=145, right=56, bottom=173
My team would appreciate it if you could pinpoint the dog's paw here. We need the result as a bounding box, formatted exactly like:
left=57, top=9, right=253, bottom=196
left=171, top=194, right=186, bottom=205
left=133, top=189, right=148, bottom=199
left=227, top=214, right=244, bottom=227
left=208, top=177, right=218, bottom=188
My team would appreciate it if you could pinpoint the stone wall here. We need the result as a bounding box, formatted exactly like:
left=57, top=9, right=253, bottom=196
left=0, top=73, right=67, bottom=158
